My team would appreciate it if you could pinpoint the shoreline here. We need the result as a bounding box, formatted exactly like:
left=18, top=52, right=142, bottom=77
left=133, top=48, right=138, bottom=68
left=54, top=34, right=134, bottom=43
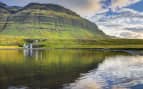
left=0, top=46, right=143, bottom=50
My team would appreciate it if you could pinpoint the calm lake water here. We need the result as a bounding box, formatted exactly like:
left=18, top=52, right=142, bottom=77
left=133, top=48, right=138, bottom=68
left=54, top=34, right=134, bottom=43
left=0, top=49, right=143, bottom=89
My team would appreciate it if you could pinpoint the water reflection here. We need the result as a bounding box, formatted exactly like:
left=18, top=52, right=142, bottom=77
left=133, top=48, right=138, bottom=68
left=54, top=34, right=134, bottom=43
left=23, top=49, right=45, bottom=60
left=63, top=55, right=143, bottom=89
left=0, top=49, right=130, bottom=89
left=23, top=49, right=33, bottom=57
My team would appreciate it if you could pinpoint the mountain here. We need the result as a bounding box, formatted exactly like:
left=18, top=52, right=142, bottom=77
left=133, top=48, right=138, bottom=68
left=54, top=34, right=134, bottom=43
left=0, top=3, right=10, bottom=31
left=0, top=3, right=107, bottom=40
left=8, top=6, right=22, bottom=13
left=0, top=2, right=22, bottom=13
left=0, top=2, right=7, bottom=7
left=90, top=8, right=143, bottom=39
left=0, top=2, right=9, bottom=14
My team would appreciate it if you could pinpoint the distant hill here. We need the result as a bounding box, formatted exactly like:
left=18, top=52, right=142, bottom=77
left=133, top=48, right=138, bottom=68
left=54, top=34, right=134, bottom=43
left=0, top=2, right=108, bottom=40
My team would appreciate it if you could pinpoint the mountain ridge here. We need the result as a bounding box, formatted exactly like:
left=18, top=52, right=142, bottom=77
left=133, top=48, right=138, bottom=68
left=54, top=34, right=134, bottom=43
left=19, top=3, right=79, bottom=16
left=0, top=2, right=108, bottom=40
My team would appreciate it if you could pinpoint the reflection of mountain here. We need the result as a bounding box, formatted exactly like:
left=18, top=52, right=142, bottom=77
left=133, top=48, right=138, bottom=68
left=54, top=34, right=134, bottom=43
left=65, top=55, right=143, bottom=89
left=90, top=9, right=143, bottom=39
left=0, top=49, right=127, bottom=89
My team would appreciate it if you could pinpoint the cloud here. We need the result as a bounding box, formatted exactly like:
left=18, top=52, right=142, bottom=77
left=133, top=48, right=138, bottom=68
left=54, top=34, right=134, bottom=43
left=1, top=0, right=142, bottom=16
left=101, top=0, right=142, bottom=11
left=90, top=7, right=143, bottom=39
left=58, top=0, right=142, bottom=16
left=74, top=0, right=102, bottom=16
left=110, top=0, right=141, bottom=11
left=56, top=0, right=103, bottom=16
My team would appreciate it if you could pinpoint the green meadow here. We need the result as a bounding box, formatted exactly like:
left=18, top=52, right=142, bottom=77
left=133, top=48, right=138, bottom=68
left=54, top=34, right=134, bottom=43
left=0, top=34, right=143, bottom=49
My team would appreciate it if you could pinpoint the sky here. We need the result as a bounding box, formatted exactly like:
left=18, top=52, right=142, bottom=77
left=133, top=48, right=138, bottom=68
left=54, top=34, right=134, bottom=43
left=0, top=0, right=142, bottom=17
left=0, top=0, right=143, bottom=38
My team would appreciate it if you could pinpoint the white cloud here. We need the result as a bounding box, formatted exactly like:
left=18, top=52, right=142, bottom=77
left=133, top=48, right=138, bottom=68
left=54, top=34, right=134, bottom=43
left=58, top=0, right=103, bottom=16
left=110, top=0, right=141, bottom=10
left=116, top=8, right=143, bottom=15
left=90, top=8, right=143, bottom=39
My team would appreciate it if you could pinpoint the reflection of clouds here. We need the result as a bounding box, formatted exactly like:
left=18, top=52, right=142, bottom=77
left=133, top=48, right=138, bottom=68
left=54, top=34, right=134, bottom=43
left=63, top=56, right=143, bottom=89
left=63, top=76, right=101, bottom=89
left=8, top=86, right=29, bottom=89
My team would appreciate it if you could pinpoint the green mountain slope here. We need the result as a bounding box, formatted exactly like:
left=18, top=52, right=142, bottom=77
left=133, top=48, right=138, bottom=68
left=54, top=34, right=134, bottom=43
left=0, top=3, right=107, bottom=40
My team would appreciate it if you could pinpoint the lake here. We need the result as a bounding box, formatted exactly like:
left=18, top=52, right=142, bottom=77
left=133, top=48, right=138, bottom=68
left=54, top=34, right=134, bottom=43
left=0, top=49, right=143, bottom=89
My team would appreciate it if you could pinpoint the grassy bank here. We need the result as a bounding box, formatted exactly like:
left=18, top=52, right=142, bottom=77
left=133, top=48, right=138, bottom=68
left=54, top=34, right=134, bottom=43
left=0, top=46, right=20, bottom=49
left=42, top=39, right=143, bottom=49
left=0, top=35, right=143, bottom=49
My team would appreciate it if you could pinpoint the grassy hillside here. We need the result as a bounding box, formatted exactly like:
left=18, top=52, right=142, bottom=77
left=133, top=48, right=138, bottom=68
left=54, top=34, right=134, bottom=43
left=40, top=39, right=143, bottom=49
left=0, top=3, right=107, bottom=40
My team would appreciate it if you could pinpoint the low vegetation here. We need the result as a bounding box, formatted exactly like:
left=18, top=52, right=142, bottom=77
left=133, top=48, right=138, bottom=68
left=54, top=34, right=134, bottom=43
left=0, top=35, right=143, bottom=49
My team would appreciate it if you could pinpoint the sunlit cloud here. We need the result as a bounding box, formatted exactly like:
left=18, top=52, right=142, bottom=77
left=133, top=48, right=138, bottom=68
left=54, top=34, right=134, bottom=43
left=72, top=0, right=103, bottom=16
